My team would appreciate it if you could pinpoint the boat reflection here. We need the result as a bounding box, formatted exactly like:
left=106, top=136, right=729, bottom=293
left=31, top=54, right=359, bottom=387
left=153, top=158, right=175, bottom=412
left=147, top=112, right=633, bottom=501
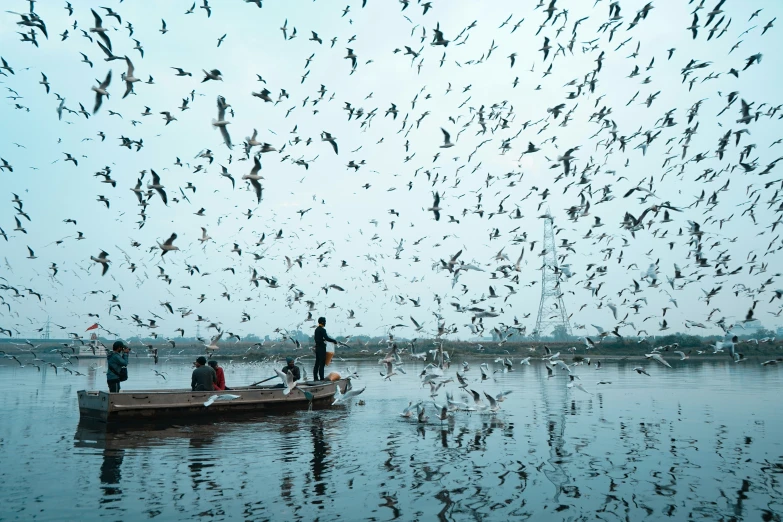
left=74, top=418, right=221, bottom=450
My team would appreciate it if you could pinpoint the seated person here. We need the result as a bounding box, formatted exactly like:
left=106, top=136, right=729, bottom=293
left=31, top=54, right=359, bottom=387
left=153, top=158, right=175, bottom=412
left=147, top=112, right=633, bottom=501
left=282, top=357, right=301, bottom=382
left=192, top=356, right=217, bottom=391
left=208, top=360, right=227, bottom=390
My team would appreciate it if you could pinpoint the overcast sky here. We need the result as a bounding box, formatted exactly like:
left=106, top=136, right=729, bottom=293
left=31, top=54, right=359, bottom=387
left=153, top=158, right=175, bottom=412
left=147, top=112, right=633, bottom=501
left=0, top=0, right=782, bottom=343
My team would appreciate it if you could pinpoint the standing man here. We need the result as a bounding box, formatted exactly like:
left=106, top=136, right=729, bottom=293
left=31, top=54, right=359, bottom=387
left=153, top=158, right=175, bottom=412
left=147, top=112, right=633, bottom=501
left=192, top=356, right=217, bottom=391
left=106, top=340, right=129, bottom=393
left=313, top=317, right=337, bottom=381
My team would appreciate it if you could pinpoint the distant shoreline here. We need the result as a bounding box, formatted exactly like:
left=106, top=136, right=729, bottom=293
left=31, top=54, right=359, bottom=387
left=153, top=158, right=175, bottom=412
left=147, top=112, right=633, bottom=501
left=2, top=338, right=780, bottom=360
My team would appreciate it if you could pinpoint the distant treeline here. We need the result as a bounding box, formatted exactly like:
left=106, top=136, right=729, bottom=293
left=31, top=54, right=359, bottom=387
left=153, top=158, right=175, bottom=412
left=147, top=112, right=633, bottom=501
left=2, top=332, right=779, bottom=358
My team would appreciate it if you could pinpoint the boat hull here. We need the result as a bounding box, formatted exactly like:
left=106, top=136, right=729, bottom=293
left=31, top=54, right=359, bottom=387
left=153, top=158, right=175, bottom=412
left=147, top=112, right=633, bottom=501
left=77, top=379, right=348, bottom=423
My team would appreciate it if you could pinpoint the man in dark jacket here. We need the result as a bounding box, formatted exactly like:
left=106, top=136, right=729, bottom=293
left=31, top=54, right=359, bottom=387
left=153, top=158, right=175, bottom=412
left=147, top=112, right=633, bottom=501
left=106, top=340, right=129, bottom=393
left=282, top=357, right=301, bottom=382
left=313, top=317, right=337, bottom=381
left=192, top=356, right=217, bottom=391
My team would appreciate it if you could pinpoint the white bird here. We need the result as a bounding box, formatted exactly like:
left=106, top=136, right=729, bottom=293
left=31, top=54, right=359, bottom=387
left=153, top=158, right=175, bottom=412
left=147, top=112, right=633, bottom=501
left=205, top=331, right=222, bottom=350
left=90, top=250, right=110, bottom=275
left=212, top=95, right=232, bottom=149
left=275, top=368, right=298, bottom=395
left=89, top=9, right=112, bottom=50
left=241, top=156, right=263, bottom=204
left=428, top=380, right=444, bottom=397
left=399, top=401, right=420, bottom=418
left=495, top=390, right=513, bottom=402
left=91, top=69, right=111, bottom=114
left=203, top=394, right=241, bottom=407
left=445, top=391, right=473, bottom=411
left=645, top=353, right=672, bottom=368
left=551, top=359, right=572, bottom=373
left=122, top=57, right=139, bottom=98
left=432, top=402, right=451, bottom=421
left=158, top=233, right=179, bottom=256
left=381, top=360, right=397, bottom=380
left=147, top=170, right=168, bottom=205
left=332, top=382, right=366, bottom=405
left=416, top=402, right=429, bottom=423
left=467, top=389, right=486, bottom=411
left=483, top=392, right=500, bottom=413
left=440, top=127, right=454, bottom=148
left=568, top=375, right=591, bottom=394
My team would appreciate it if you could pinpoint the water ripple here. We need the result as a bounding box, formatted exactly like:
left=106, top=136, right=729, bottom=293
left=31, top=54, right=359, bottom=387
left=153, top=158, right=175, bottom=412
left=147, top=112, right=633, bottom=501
left=1, top=358, right=782, bottom=520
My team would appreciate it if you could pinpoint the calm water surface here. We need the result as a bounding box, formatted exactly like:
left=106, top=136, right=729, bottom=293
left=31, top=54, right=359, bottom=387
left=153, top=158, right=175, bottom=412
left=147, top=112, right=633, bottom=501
left=1, top=355, right=782, bottom=521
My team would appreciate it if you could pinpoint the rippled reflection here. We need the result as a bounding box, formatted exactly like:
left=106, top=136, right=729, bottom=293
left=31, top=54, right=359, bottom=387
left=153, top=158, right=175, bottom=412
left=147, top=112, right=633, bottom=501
left=1, top=357, right=782, bottom=520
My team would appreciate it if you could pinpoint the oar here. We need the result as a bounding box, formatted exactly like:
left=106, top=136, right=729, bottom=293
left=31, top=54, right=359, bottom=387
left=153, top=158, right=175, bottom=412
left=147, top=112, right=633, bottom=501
left=249, top=375, right=278, bottom=386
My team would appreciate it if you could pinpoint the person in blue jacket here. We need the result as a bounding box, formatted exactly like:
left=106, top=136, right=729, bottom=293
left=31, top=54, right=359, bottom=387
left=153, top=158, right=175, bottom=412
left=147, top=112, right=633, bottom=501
left=106, top=340, right=129, bottom=393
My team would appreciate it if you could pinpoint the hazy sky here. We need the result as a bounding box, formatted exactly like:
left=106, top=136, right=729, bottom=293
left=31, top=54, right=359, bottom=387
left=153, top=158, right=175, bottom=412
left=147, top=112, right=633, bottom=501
left=1, top=0, right=782, bottom=343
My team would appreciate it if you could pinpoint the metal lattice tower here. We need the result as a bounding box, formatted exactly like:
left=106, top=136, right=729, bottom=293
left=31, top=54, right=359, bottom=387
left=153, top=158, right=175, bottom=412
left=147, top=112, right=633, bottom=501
left=43, top=317, right=51, bottom=340
left=533, top=211, right=573, bottom=340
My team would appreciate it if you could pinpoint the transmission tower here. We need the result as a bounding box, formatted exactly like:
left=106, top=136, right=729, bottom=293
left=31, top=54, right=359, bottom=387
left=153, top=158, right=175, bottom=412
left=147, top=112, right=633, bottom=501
left=43, top=316, right=51, bottom=340
left=534, top=211, right=573, bottom=340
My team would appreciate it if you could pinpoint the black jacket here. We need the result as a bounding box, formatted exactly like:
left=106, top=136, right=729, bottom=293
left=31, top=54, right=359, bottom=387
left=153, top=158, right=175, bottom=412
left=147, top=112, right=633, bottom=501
left=282, top=364, right=301, bottom=381
left=314, top=326, right=336, bottom=350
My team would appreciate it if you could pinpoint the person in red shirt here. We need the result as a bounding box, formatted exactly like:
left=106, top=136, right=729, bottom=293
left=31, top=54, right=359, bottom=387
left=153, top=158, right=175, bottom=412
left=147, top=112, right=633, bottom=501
left=208, top=360, right=227, bottom=390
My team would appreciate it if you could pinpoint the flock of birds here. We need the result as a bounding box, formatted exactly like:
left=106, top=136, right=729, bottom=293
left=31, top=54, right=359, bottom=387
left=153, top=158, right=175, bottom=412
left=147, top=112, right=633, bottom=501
left=1, top=0, right=783, bottom=407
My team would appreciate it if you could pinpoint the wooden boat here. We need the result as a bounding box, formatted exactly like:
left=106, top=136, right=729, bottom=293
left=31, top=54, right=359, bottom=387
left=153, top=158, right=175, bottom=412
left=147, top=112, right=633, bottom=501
left=77, top=379, right=348, bottom=423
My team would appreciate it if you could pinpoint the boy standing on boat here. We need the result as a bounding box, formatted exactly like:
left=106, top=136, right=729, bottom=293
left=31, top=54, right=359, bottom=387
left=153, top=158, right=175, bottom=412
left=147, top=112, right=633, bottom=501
left=192, top=356, right=217, bottom=391
left=106, top=341, right=129, bottom=393
left=313, top=317, right=337, bottom=381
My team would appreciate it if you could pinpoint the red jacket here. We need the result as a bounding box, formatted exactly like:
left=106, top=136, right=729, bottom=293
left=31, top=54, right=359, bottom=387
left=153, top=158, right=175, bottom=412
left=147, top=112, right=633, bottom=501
left=213, top=367, right=226, bottom=390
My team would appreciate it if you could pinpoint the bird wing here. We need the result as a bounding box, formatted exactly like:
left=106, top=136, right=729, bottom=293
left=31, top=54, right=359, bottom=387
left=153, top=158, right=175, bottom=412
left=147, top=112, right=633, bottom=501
left=220, top=125, right=233, bottom=149
left=91, top=8, right=103, bottom=29
left=217, top=96, right=227, bottom=120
